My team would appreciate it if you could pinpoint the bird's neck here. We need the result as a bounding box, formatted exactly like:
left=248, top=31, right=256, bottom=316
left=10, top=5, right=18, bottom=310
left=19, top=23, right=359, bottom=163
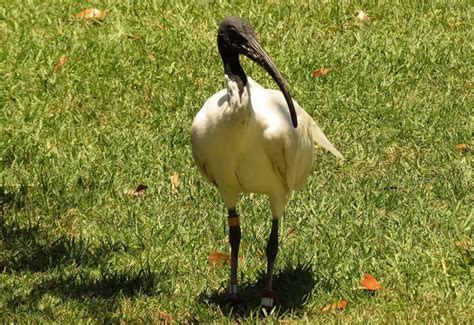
left=220, top=51, right=252, bottom=121
left=223, top=54, right=248, bottom=97
left=225, top=74, right=251, bottom=115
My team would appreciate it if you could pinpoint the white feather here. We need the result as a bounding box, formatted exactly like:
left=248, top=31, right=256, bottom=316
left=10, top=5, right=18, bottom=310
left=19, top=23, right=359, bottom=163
left=191, top=77, right=342, bottom=218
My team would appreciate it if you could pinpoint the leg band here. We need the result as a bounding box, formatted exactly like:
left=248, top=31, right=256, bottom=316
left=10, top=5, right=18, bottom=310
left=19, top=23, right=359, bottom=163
left=261, top=297, right=274, bottom=307
left=262, top=289, right=276, bottom=298
left=261, top=290, right=275, bottom=307
left=228, top=216, right=240, bottom=227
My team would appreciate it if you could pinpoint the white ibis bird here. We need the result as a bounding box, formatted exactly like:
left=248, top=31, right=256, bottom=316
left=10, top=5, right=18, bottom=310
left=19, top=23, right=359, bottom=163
left=191, top=17, right=343, bottom=308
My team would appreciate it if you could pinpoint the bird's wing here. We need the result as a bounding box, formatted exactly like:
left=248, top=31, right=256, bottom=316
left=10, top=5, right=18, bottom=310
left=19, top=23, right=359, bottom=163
left=258, top=95, right=306, bottom=192
left=300, top=109, right=344, bottom=159
left=263, top=119, right=315, bottom=192
left=262, top=130, right=290, bottom=190
left=252, top=85, right=343, bottom=191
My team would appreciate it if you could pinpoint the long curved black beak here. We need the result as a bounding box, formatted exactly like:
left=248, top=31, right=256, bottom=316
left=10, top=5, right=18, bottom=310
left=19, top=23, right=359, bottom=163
left=243, top=37, right=298, bottom=128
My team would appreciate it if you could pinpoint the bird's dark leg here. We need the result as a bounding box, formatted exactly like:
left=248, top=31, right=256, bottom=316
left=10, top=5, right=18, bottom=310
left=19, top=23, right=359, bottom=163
left=261, top=218, right=279, bottom=308
left=227, top=208, right=241, bottom=301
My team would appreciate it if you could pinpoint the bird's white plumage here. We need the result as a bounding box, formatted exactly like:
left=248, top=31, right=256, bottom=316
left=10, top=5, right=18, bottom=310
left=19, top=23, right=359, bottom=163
left=191, top=77, right=342, bottom=218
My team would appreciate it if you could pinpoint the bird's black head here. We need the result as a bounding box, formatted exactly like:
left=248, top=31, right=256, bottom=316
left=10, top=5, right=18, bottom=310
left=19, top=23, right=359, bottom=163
left=217, top=17, right=258, bottom=58
left=217, top=16, right=298, bottom=128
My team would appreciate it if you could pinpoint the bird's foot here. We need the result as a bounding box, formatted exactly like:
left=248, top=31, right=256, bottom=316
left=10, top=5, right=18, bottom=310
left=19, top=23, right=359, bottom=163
left=223, top=284, right=241, bottom=306
left=224, top=293, right=241, bottom=305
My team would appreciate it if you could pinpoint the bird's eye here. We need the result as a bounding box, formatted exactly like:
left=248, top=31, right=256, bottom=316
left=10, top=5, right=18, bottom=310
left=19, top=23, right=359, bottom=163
left=228, top=29, right=246, bottom=46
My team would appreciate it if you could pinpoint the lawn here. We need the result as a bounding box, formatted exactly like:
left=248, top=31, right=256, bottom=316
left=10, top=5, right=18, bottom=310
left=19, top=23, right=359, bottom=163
left=1, top=0, right=472, bottom=323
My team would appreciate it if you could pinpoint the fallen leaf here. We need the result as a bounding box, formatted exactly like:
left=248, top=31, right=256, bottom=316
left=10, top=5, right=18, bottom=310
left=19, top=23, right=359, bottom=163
left=360, top=273, right=382, bottom=291
left=144, top=83, right=153, bottom=102
left=157, top=311, right=172, bottom=324
left=383, top=147, right=398, bottom=163
left=53, top=55, right=68, bottom=73
left=125, top=184, right=148, bottom=199
left=312, top=67, right=331, bottom=78
left=127, top=34, right=141, bottom=40
left=356, top=10, right=371, bottom=22
left=455, top=143, right=470, bottom=153
left=321, top=303, right=334, bottom=312
left=337, top=299, right=349, bottom=309
left=287, top=228, right=295, bottom=237
left=208, top=251, right=229, bottom=267
left=321, top=299, right=348, bottom=312
left=170, top=171, right=179, bottom=194
left=148, top=53, right=156, bottom=62
left=46, top=141, right=54, bottom=151
left=255, top=248, right=264, bottom=260
left=75, top=8, right=107, bottom=21
left=454, top=239, right=471, bottom=251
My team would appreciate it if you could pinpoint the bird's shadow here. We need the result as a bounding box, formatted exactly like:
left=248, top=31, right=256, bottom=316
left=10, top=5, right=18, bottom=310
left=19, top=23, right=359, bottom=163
left=198, top=263, right=329, bottom=319
left=1, top=191, right=169, bottom=319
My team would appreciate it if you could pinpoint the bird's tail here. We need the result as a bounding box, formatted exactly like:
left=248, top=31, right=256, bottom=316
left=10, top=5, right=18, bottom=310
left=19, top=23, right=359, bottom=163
left=310, top=121, right=344, bottom=159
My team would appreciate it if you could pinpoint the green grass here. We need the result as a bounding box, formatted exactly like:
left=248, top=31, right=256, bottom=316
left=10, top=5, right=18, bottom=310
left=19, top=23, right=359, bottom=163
left=1, top=0, right=472, bottom=322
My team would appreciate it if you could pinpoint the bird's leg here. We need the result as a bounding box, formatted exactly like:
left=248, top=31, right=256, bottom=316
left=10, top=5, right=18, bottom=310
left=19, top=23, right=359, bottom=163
left=227, top=208, right=241, bottom=301
left=261, top=218, right=279, bottom=308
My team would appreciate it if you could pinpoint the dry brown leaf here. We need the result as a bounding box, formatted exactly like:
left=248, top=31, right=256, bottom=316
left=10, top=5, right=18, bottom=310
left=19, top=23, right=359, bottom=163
left=321, top=299, right=348, bottom=312
left=455, top=143, right=470, bottom=153
left=337, top=299, right=349, bottom=309
left=312, top=67, right=331, bottom=78
left=125, top=184, right=148, bottom=199
left=144, top=83, right=153, bottom=102
left=148, top=53, right=156, bottom=62
left=278, top=320, right=292, bottom=325
left=454, top=239, right=471, bottom=251
left=360, top=273, right=382, bottom=291
left=208, top=251, right=229, bottom=267
left=53, top=55, right=68, bottom=73
left=46, top=141, right=54, bottom=151
left=321, top=302, right=336, bottom=312
left=157, top=311, right=172, bottom=324
left=383, top=146, right=398, bottom=163
left=287, top=228, right=295, bottom=237
left=127, top=34, right=141, bottom=40
left=356, top=10, right=371, bottom=22
left=170, top=171, right=179, bottom=194
left=75, top=8, right=107, bottom=21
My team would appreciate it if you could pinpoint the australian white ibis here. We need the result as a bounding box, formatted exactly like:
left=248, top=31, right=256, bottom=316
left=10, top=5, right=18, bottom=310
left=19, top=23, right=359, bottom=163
left=191, top=17, right=343, bottom=308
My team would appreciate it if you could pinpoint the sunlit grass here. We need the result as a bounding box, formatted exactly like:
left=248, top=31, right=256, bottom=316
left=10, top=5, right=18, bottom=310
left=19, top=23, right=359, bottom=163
left=1, top=0, right=472, bottom=322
